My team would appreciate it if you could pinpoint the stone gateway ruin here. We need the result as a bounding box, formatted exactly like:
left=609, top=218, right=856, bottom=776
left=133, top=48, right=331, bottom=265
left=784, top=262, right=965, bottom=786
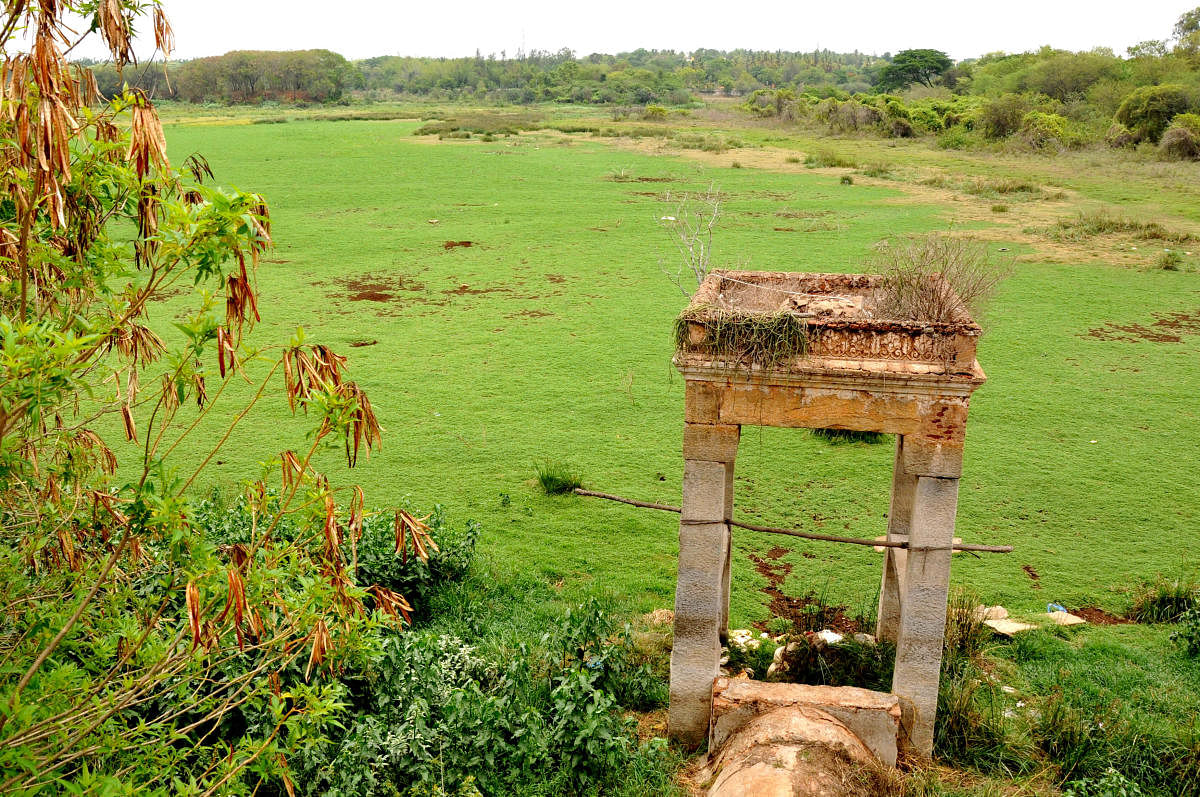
left=668, top=270, right=988, bottom=763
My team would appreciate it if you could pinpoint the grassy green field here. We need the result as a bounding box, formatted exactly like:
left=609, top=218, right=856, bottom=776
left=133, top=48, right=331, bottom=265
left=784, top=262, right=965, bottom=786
left=144, top=109, right=1200, bottom=636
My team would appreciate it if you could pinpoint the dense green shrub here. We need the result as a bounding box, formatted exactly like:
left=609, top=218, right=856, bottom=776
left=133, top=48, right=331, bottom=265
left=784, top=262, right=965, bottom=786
left=288, top=599, right=671, bottom=796
left=907, top=104, right=945, bottom=133
left=981, top=93, right=1032, bottom=138
left=1019, top=111, right=1083, bottom=149
left=1159, top=112, right=1200, bottom=159
left=1171, top=606, right=1200, bottom=656
left=1115, top=84, right=1193, bottom=142
left=937, top=125, right=975, bottom=149
left=1105, top=122, right=1137, bottom=148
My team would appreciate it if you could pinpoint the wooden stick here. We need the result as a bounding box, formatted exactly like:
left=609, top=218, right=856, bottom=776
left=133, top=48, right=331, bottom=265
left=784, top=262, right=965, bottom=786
left=571, top=488, right=1013, bottom=554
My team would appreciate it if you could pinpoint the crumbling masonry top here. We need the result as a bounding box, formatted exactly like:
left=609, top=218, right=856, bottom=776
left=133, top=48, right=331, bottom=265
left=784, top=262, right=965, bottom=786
left=675, top=270, right=986, bottom=384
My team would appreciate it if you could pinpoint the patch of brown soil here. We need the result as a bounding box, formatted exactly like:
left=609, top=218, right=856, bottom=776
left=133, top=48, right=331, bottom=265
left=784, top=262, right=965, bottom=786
left=506, top=309, right=553, bottom=319
left=749, top=552, right=862, bottom=635
left=1022, top=564, right=1041, bottom=588
left=1073, top=607, right=1132, bottom=625
left=339, top=272, right=426, bottom=304
left=348, top=339, right=377, bottom=347
left=545, top=273, right=566, bottom=283
left=443, top=240, right=473, bottom=249
left=765, top=546, right=790, bottom=560
left=776, top=209, right=833, bottom=219
left=1086, top=307, right=1200, bottom=343
left=443, top=284, right=510, bottom=296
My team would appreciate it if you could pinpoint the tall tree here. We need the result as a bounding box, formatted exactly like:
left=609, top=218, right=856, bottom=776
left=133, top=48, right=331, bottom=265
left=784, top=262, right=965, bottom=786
left=876, top=48, right=953, bottom=90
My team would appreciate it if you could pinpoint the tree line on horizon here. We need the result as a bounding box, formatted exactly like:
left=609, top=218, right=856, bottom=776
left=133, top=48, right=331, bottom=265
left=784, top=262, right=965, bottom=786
left=79, top=8, right=1200, bottom=156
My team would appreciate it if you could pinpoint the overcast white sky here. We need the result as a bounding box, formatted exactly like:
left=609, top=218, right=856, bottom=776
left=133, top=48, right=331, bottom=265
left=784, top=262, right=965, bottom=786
left=72, top=1, right=1195, bottom=62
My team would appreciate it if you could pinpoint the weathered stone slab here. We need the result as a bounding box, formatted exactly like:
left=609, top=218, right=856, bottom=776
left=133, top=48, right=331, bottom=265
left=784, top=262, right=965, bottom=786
left=984, top=618, right=1037, bottom=636
left=1047, top=611, right=1086, bottom=626
left=710, top=678, right=902, bottom=767
left=706, top=706, right=875, bottom=797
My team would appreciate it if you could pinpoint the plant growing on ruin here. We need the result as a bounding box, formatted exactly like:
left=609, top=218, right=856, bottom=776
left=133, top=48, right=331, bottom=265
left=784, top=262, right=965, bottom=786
left=870, top=233, right=1012, bottom=324
left=673, top=306, right=809, bottom=369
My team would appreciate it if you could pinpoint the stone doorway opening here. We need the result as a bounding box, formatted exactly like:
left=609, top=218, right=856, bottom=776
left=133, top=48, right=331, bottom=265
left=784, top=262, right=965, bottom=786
left=668, top=270, right=988, bottom=758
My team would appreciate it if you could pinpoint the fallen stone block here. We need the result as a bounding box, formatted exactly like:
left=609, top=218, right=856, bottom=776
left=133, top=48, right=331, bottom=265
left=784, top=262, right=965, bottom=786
left=1047, top=611, right=1086, bottom=626
left=973, top=605, right=1009, bottom=621
left=984, top=618, right=1037, bottom=636
left=710, top=678, right=902, bottom=767
left=706, top=706, right=877, bottom=797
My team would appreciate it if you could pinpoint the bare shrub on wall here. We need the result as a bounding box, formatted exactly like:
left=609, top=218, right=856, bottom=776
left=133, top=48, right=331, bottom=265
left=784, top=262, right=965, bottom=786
left=870, top=234, right=1012, bottom=324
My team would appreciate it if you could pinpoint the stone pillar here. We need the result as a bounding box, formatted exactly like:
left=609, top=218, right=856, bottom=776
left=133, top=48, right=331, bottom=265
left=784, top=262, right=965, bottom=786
left=891, top=473, right=960, bottom=757
left=670, top=420, right=739, bottom=748
left=877, top=436, right=917, bottom=644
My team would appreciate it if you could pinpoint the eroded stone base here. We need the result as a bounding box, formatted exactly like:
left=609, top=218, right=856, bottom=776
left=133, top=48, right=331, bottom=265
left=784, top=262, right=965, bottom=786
left=710, top=678, right=904, bottom=768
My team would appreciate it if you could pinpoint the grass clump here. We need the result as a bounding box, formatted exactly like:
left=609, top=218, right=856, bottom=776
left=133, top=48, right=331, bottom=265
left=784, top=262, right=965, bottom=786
left=871, top=233, right=1012, bottom=324
left=804, top=149, right=858, bottom=168
left=809, top=428, right=888, bottom=445
left=535, top=461, right=584, bottom=495
left=857, top=162, right=893, bottom=178
left=964, top=177, right=1042, bottom=198
left=674, top=306, right=809, bottom=370
left=672, top=132, right=743, bottom=153
left=1127, top=576, right=1199, bottom=623
left=414, top=110, right=544, bottom=138
left=1044, top=212, right=1198, bottom=244
left=1156, top=250, right=1184, bottom=271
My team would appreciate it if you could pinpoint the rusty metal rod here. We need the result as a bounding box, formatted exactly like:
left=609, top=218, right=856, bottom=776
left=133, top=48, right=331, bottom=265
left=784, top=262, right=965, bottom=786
left=571, top=488, right=1013, bottom=554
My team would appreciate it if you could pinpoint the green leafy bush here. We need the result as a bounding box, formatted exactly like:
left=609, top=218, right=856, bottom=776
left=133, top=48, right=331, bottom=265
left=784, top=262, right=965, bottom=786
left=1159, top=112, right=1200, bottom=160
left=981, top=93, right=1032, bottom=139
left=1115, top=84, right=1193, bottom=143
left=937, top=124, right=975, bottom=149
left=1063, top=768, right=1148, bottom=797
left=1019, top=111, right=1084, bottom=150
left=1170, top=606, right=1200, bottom=655
left=288, top=599, right=671, bottom=796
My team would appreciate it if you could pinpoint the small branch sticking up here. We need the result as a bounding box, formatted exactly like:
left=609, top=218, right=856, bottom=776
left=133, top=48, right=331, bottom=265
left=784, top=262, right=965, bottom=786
left=660, top=183, right=722, bottom=297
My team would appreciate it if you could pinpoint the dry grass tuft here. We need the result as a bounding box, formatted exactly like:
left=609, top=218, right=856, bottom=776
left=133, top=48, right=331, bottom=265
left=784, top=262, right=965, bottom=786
left=871, top=234, right=1012, bottom=325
